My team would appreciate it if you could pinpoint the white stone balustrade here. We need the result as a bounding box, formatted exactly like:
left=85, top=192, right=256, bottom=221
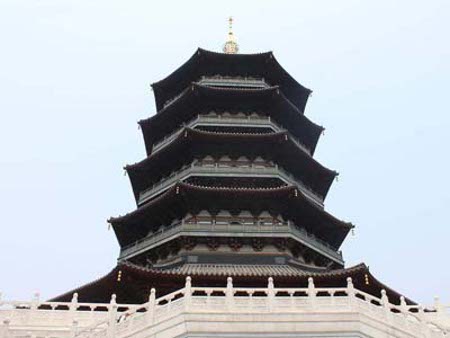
left=1, top=278, right=449, bottom=338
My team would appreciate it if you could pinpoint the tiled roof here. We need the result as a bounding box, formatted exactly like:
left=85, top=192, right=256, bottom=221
left=155, top=264, right=314, bottom=277
left=122, top=261, right=366, bottom=278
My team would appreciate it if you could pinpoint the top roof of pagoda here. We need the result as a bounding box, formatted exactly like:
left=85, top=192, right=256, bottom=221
left=151, top=48, right=312, bottom=112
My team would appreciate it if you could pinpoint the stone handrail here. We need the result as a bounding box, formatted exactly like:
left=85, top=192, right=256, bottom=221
left=138, top=161, right=323, bottom=206
left=118, top=219, right=342, bottom=263
left=69, top=277, right=449, bottom=338
left=1, top=278, right=448, bottom=338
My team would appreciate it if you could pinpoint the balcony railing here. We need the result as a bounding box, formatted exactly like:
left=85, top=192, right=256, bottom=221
left=118, top=219, right=342, bottom=263
left=152, top=114, right=277, bottom=153
left=163, top=77, right=270, bottom=108
left=138, top=161, right=323, bottom=207
left=151, top=114, right=311, bottom=155
left=198, top=76, right=269, bottom=89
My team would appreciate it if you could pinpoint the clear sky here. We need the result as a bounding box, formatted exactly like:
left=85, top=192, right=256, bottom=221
left=0, top=0, right=449, bottom=305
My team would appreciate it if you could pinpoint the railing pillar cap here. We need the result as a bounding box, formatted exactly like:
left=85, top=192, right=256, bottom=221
left=110, top=294, right=117, bottom=305
left=185, top=276, right=192, bottom=288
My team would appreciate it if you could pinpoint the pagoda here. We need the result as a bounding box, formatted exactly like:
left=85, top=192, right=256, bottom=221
left=52, top=21, right=409, bottom=305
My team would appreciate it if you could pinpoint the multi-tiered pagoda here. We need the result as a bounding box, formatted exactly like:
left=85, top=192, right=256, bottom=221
left=52, top=30, right=410, bottom=305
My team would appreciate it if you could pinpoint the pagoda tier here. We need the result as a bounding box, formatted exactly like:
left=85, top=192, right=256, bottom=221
left=140, top=84, right=322, bottom=155
left=151, top=48, right=312, bottom=112
left=125, top=128, right=337, bottom=204
left=109, top=183, right=352, bottom=250
left=50, top=262, right=413, bottom=307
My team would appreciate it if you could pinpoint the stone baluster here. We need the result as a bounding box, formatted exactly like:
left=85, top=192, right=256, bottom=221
left=381, top=290, right=389, bottom=309
left=433, top=296, right=444, bottom=320
left=70, top=320, right=78, bottom=338
left=146, top=288, right=156, bottom=324
left=31, top=292, right=40, bottom=311
left=226, top=277, right=234, bottom=310
left=400, top=296, right=408, bottom=313
left=346, top=277, right=355, bottom=309
left=380, top=290, right=392, bottom=323
left=399, top=296, right=410, bottom=326
left=416, top=305, right=429, bottom=337
left=2, top=319, right=10, bottom=338
left=267, top=277, right=275, bottom=312
left=69, top=293, right=78, bottom=314
left=107, top=294, right=117, bottom=338
left=184, top=276, right=192, bottom=311
left=417, top=304, right=425, bottom=322
left=307, top=277, right=316, bottom=308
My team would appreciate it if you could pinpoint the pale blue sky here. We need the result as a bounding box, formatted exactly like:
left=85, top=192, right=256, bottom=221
left=0, top=0, right=449, bottom=305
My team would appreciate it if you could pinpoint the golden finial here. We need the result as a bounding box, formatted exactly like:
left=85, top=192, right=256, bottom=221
left=223, top=16, right=239, bottom=54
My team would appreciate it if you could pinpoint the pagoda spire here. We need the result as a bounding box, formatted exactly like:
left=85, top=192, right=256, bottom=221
left=223, top=17, right=239, bottom=54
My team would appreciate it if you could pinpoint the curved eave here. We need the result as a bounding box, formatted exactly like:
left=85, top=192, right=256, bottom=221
left=50, top=261, right=415, bottom=306
left=140, top=83, right=322, bottom=156
left=126, top=128, right=336, bottom=202
left=151, top=48, right=311, bottom=112
left=109, top=183, right=351, bottom=248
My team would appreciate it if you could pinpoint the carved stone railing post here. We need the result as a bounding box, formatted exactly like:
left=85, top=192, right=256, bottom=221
left=307, top=277, right=316, bottom=309
left=400, top=296, right=408, bottom=313
left=381, top=290, right=392, bottom=322
left=434, top=296, right=444, bottom=321
left=146, top=288, right=156, bottom=325
left=346, top=277, right=355, bottom=309
left=399, top=296, right=410, bottom=326
left=31, top=292, right=40, bottom=311
left=107, top=294, right=117, bottom=338
left=416, top=305, right=429, bottom=337
left=69, top=293, right=78, bottom=314
left=226, top=277, right=234, bottom=311
left=267, top=277, right=275, bottom=312
left=381, top=290, right=389, bottom=309
left=184, top=277, right=192, bottom=311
